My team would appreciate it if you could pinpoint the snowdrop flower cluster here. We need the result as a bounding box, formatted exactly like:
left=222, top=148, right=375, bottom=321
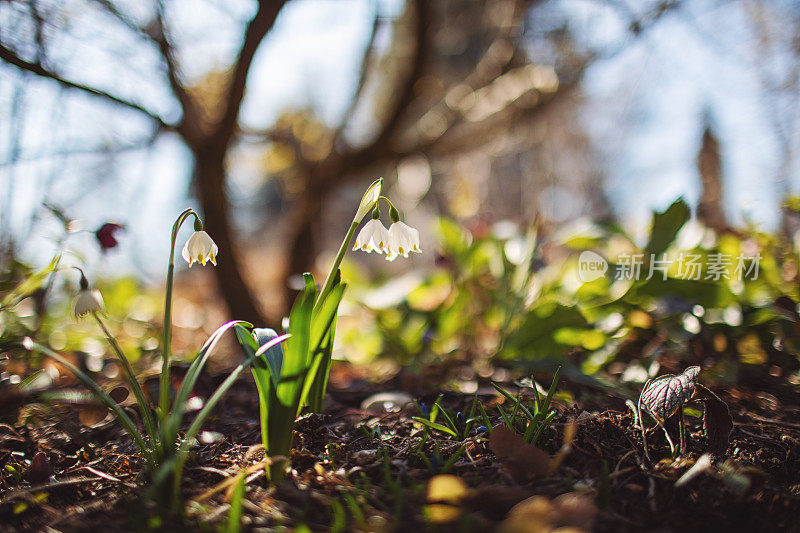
left=181, top=230, right=218, bottom=267
left=353, top=189, right=421, bottom=261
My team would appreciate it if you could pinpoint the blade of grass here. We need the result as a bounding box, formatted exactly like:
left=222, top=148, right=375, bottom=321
left=478, top=403, right=493, bottom=435
left=435, top=401, right=459, bottom=436
left=224, top=472, right=247, bottom=533
left=492, top=382, right=534, bottom=421
left=540, top=366, right=562, bottom=415
left=529, top=410, right=557, bottom=447
left=496, top=403, right=512, bottom=430
left=93, top=314, right=159, bottom=453
left=22, top=340, right=150, bottom=462
left=442, top=445, right=466, bottom=473
left=430, top=393, right=444, bottom=423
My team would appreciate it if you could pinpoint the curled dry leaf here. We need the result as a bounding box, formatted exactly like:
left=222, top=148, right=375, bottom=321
left=696, top=384, right=733, bottom=454
left=639, top=366, right=701, bottom=421
left=489, top=425, right=551, bottom=481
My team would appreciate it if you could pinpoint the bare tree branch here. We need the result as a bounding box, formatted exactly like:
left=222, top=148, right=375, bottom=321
left=0, top=42, right=174, bottom=130
left=211, top=0, right=289, bottom=148
left=86, top=0, right=149, bottom=37
left=333, top=9, right=382, bottom=140
left=340, top=0, right=430, bottom=166
left=152, top=1, right=204, bottom=144
left=0, top=137, right=157, bottom=167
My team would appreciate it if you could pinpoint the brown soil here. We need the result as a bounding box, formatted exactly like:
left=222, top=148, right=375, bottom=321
left=1, top=370, right=799, bottom=532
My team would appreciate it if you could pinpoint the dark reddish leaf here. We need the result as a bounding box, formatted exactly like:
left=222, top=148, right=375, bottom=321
left=25, top=452, right=50, bottom=483
left=95, top=223, right=124, bottom=252
left=489, top=425, right=551, bottom=481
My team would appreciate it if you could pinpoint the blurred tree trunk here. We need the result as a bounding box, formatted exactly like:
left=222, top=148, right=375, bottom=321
left=696, top=124, right=728, bottom=232
left=194, top=148, right=263, bottom=323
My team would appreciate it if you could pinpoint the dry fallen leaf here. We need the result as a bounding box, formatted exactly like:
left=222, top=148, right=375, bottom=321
left=109, top=386, right=129, bottom=404
left=552, top=493, right=596, bottom=530
left=500, top=492, right=596, bottom=533
left=500, top=496, right=555, bottom=533
left=489, top=426, right=551, bottom=481
left=78, top=404, right=109, bottom=427
left=426, top=474, right=469, bottom=523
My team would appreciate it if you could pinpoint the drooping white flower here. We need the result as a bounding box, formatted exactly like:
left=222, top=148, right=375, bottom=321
left=74, top=289, right=104, bottom=317
left=353, top=219, right=390, bottom=254
left=386, top=221, right=421, bottom=261
left=181, top=230, right=218, bottom=267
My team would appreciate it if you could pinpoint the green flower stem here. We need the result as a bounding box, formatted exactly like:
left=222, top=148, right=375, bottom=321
left=93, top=313, right=159, bottom=454
left=378, top=196, right=396, bottom=210
left=314, top=177, right=382, bottom=313
left=160, top=208, right=200, bottom=417
left=313, top=219, right=359, bottom=315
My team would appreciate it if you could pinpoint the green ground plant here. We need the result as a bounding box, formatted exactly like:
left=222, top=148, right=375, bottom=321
left=346, top=197, right=800, bottom=391
left=412, top=394, right=481, bottom=441
left=491, top=367, right=561, bottom=446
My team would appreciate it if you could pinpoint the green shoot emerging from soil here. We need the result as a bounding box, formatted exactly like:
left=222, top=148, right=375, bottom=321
left=491, top=366, right=562, bottom=446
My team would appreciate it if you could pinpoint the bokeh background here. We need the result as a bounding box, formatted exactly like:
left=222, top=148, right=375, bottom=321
left=3, top=0, right=800, bottom=377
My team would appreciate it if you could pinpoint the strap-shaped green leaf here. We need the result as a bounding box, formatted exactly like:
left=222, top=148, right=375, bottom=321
left=306, top=282, right=346, bottom=411
left=412, top=417, right=458, bottom=438
left=278, top=278, right=315, bottom=407
left=310, top=283, right=346, bottom=356
left=1, top=255, right=60, bottom=308
left=253, top=328, right=284, bottom=389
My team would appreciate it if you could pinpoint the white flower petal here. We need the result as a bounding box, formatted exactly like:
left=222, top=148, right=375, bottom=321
left=182, top=230, right=218, bottom=267
left=387, top=221, right=422, bottom=259
left=74, top=289, right=104, bottom=317
left=354, top=219, right=390, bottom=254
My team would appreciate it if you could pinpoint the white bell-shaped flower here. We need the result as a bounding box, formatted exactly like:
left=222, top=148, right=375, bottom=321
left=386, top=221, right=421, bottom=261
left=181, top=230, right=218, bottom=267
left=74, top=289, right=104, bottom=317
left=353, top=219, right=390, bottom=254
